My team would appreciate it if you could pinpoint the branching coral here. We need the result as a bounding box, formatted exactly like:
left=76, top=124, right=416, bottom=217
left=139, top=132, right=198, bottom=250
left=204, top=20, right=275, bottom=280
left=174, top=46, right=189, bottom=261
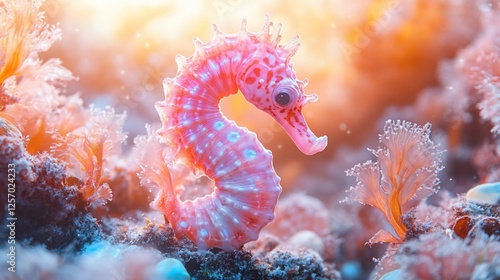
left=444, top=3, right=500, bottom=187
left=0, top=0, right=109, bottom=252
left=0, top=0, right=134, bottom=215
left=345, top=120, right=444, bottom=244
left=0, top=0, right=67, bottom=96
left=52, top=106, right=127, bottom=207
left=0, top=0, right=51, bottom=85
left=373, top=188, right=500, bottom=278
left=456, top=2, right=500, bottom=136
left=389, top=232, right=500, bottom=279
left=265, top=192, right=330, bottom=240
left=0, top=0, right=77, bottom=154
left=136, top=124, right=177, bottom=215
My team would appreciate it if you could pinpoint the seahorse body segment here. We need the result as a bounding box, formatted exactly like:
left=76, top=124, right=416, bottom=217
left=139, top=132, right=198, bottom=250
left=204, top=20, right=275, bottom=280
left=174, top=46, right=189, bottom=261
left=155, top=17, right=327, bottom=250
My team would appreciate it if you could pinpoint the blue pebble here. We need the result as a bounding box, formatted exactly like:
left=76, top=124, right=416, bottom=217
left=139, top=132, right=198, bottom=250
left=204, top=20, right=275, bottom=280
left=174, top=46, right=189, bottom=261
left=340, top=261, right=362, bottom=280
left=153, top=258, right=190, bottom=280
left=466, top=182, right=500, bottom=205
left=82, top=241, right=138, bottom=259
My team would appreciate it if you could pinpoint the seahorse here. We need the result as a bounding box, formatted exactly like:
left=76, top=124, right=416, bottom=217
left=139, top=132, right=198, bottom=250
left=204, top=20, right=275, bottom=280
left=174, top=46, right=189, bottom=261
left=154, top=16, right=328, bottom=250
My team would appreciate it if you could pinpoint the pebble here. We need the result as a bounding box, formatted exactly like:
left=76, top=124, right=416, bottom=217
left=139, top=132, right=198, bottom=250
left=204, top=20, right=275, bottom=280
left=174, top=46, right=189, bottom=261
left=151, top=258, right=191, bottom=280
left=379, top=269, right=406, bottom=280
left=466, top=182, right=500, bottom=205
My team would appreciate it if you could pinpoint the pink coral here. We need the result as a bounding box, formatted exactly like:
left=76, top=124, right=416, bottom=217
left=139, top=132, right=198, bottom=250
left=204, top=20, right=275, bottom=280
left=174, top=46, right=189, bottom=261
left=0, top=0, right=77, bottom=154
left=52, top=106, right=127, bottom=207
left=389, top=233, right=500, bottom=279
left=265, top=192, right=330, bottom=240
left=0, top=0, right=58, bottom=85
left=345, top=120, right=444, bottom=244
left=136, top=124, right=176, bottom=210
left=456, top=2, right=500, bottom=135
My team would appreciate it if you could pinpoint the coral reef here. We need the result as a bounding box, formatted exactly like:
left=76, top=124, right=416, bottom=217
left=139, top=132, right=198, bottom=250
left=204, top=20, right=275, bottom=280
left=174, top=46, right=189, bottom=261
left=101, top=218, right=338, bottom=279
left=2, top=0, right=500, bottom=279
left=386, top=232, right=500, bottom=279
left=0, top=134, right=102, bottom=252
left=265, top=192, right=330, bottom=240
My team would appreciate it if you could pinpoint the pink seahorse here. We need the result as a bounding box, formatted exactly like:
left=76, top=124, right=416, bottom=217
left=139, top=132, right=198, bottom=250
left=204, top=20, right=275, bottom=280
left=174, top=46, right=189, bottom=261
left=154, top=16, right=327, bottom=250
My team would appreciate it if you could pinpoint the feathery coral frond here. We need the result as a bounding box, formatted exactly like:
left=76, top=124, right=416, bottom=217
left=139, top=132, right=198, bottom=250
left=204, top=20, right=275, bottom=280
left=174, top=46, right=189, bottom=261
left=52, top=106, right=127, bottom=207
left=136, top=124, right=179, bottom=218
left=345, top=120, right=444, bottom=244
left=457, top=6, right=500, bottom=136
left=0, top=0, right=76, bottom=154
left=0, top=0, right=62, bottom=86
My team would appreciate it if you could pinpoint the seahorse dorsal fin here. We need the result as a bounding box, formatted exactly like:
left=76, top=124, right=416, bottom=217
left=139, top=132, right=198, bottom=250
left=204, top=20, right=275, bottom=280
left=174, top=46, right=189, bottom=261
left=282, top=35, right=300, bottom=60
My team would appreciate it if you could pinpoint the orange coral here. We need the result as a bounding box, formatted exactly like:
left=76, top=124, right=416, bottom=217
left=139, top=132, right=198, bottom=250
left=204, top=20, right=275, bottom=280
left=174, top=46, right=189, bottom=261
left=0, top=0, right=134, bottom=211
left=52, top=107, right=127, bottom=207
left=0, top=0, right=34, bottom=85
left=0, top=0, right=77, bottom=154
left=0, top=0, right=64, bottom=89
left=136, top=124, right=176, bottom=211
left=345, top=120, right=444, bottom=244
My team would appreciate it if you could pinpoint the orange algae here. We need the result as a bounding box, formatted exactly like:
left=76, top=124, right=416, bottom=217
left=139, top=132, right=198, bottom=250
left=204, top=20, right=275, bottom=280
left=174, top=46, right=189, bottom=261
left=0, top=0, right=76, bottom=154
left=0, top=0, right=130, bottom=211
left=0, top=0, right=34, bottom=85
left=52, top=107, right=127, bottom=207
left=345, top=120, right=444, bottom=244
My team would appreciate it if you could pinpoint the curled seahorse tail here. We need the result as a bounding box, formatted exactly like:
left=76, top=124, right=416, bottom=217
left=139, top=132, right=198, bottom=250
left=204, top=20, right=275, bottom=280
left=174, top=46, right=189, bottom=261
left=168, top=191, right=281, bottom=250
left=209, top=130, right=281, bottom=249
left=161, top=128, right=281, bottom=250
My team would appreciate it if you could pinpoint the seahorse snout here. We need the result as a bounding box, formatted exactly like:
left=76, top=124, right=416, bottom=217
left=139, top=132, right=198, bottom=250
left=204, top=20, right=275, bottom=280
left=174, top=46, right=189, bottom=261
left=275, top=113, right=328, bottom=155
left=305, top=135, right=328, bottom=155
left=293, top=132, right=328, bottom=155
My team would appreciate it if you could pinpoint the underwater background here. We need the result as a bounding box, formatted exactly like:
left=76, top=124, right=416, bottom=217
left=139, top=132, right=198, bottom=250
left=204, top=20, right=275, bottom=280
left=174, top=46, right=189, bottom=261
left=1, top=0, right=500, bottom=279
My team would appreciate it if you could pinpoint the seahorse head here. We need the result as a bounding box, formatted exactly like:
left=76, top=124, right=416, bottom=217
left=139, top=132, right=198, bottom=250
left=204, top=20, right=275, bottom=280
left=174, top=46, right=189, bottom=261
left=237, top=19, right=327, bottom=155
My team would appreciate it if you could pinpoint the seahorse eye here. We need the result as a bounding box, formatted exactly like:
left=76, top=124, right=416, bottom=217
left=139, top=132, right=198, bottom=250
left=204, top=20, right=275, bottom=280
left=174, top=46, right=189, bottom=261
left=273, top=86, right=296, bottom=107
left=275, top=91, right=291, bottom=106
